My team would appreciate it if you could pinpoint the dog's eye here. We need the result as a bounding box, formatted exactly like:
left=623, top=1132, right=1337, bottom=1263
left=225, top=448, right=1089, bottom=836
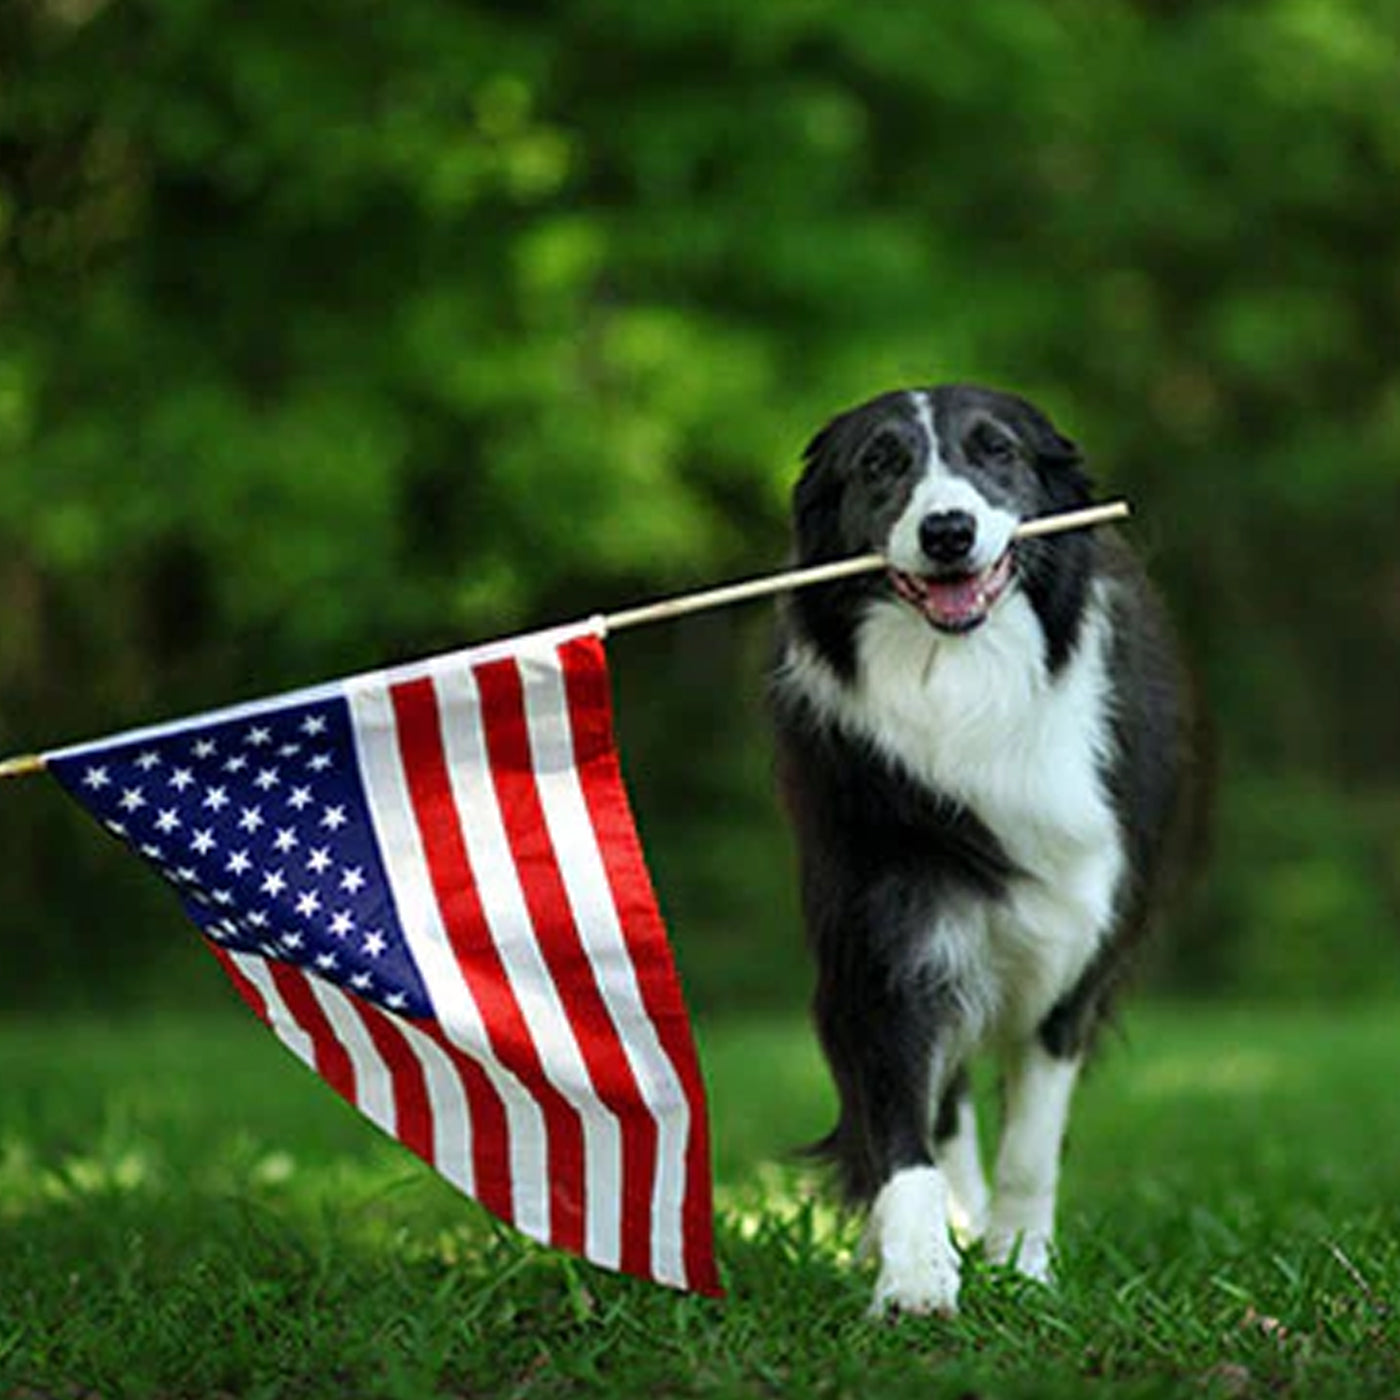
left=858, top=431, right=913, bottom=481
left=970, top=424, right=1020, bottom=468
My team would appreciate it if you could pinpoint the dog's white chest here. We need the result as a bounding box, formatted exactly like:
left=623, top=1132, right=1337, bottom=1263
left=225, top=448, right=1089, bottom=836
left=852, top=588, right=1126, bottom=1035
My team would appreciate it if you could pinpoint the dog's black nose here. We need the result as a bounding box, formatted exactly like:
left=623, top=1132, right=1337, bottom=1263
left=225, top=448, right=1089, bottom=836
left=918, top=510, right=977, bottom=566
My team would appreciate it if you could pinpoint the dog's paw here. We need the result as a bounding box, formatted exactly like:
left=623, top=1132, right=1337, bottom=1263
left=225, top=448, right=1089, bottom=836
left=985, top=1227, right=1055, bottom=1284
left=868, top=1234, right=961, bottom=1319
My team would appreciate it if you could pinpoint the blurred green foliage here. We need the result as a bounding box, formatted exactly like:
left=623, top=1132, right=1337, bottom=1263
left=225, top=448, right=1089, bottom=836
left=2, top=0, right=1399, bottom=1010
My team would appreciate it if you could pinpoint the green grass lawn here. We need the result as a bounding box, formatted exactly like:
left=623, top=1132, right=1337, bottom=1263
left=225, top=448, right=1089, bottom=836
left=2, top=1001, right=1398, bottom=1399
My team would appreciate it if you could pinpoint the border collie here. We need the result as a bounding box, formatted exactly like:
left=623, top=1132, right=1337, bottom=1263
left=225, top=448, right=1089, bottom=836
left=770, top=384, right=1195, bottom=1318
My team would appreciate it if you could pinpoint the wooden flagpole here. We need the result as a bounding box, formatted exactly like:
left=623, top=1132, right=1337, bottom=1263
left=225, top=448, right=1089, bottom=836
left=600, top=498, right=1129, bottom=633
left=0, top=499, right=1128, bottom=782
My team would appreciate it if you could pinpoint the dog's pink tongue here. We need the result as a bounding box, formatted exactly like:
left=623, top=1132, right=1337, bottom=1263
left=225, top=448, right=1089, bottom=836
left=922, top=576, right=987, bottom=627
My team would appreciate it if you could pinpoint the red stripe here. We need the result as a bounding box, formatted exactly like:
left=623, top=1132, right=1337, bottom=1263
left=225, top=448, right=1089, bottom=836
left=474, top=656, right=659, bottom=1281
left=559, top=634, right=722, bottom=1295
left=390, top=674, right=587, bottom=1255
left=352, top=1001, right=435, bottom=1167
left=267, top=962, right=359, bottom=1103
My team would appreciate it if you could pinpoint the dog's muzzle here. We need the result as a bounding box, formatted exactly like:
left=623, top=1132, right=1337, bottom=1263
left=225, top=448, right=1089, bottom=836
left=889, top=510, right=1015, bottom=633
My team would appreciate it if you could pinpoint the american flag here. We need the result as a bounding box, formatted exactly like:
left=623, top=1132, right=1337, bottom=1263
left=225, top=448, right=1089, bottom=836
left=46, top=621, right=720, bottom=1296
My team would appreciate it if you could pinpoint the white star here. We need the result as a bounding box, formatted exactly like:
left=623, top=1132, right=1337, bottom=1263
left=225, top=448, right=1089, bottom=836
left=135, top=751, right=162, bottom=771
left=306, top=847, right=332, bottom=875
left=118, top=787, right=146, bottom=813
left=339, top=867, right=367, bottom=895
left=277, top=743, right=301, bottom=759
left=300, top=715, right=328, bottom=737
left=245, top=725, right=272, bottom=747
left=320, top=805, right=348, bottom=832
left=226, top=850, right=253, bottom=876
left=154, top=809, right=181, bottom=834
left=191, top=828, right=216, bottom=856
left=246, top=909, right=270, bottom=929
left=328, top=910, right=355, bottom=938
left=315, top=951, right=338, bottom=972
left=82, top=766, right=110, bottom=790
left=287, top=786, right=314, bottom=811
left=254, top=768, right=281, bottom=792
left=211, top=888, right=234, bottom=906
left=237, top=806, right=265, bottom=834
left=272, top=827, right=299, bottom=854
left=260, top=869, right=288, bottom=897
left=350, top=972, right=372, bottom=991
left=140, top=843, right=163, bottom=861
left=174, top=866, right=198, bottom=884
left=192, top=739, right=217, bottom=760
left=307, top=753, right=333, bottom=773
left=385, top=992, right=407, bottom=1011
left=203, top=786, right=229, bottom=811
left=169, top=767, right=195, bottom=791
left=362, top=930, right=387, bottom=958
left=223, top=754, right=249, bottom=774
left=295, top=889, right=322, bottom=919
left=104, top=820, right=128, bottom=838
left=281, top=930, right=304, bottom=950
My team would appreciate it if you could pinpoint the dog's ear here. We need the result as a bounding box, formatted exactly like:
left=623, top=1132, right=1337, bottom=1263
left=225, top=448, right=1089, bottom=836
left=1036, top=426, right=1083, bottom=469
left=1020, top=404, right=1093, bottom=504
left=792, top=412, right=862, bottom=565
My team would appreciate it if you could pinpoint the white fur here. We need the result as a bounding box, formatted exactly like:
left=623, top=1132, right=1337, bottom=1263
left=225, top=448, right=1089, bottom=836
left=865, top=1165, right=962, bottom=1317
left=940, top=1096, right=990, bottom=1247
left=986, top=1044, right=1080, bottom=1281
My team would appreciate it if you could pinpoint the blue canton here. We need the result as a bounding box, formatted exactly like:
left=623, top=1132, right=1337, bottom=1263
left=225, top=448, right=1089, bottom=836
left=50, top=699, right=432, bottom=1019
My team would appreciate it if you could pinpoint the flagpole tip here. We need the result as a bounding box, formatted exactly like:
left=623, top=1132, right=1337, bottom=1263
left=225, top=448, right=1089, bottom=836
left=0, top=753, right=45, bottom=781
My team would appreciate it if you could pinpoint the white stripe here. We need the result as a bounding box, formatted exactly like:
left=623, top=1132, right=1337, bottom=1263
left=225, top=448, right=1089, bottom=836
left=517, top=643, right=693, bottom=1288
left=345, top=675, right=553, bottom=1244
left=391, top=1014, right=475, bottom=1196
left=231, top=954, right=319, bottom=1074
left=305, top=977, right=397, bottom=1137
left=431, top=651, right=624, bottom=1272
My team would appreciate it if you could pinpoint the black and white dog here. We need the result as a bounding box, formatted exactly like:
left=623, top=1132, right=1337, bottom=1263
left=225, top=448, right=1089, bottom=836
left=770, top=384, right=1195, bottom=1317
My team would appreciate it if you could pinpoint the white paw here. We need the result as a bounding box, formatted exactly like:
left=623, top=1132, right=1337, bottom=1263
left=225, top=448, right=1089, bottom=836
left=986, top=1226, right=1054, bottom=1283
left=865, top=1165, right=961, bottom=1319
left=869, top=1234, right=961, bottom=1318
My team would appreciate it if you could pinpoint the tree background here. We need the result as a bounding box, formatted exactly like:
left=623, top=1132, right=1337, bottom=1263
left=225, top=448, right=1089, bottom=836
left=3, top=0, right=1399, bottom=1013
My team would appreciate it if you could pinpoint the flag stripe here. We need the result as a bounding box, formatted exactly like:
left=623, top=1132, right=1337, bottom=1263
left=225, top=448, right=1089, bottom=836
left=351, top=1000, right=436, bottom=1167
left=390, top=673, right=589, bottom=1254
left=347, top=677, right=525, bottom=1231
left=559, top=634, right=721, bottom=1294
left=268, top=961, right=359, bottom=1104
left=306, top=976, right=398, bottom=1138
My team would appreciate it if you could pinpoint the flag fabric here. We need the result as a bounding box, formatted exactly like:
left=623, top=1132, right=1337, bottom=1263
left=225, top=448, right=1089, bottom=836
left=46, top=620, right=721, bottom=1296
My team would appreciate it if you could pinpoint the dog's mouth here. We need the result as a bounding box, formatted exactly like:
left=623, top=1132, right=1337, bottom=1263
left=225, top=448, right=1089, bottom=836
left=889, top=550, right=1015, bottom=634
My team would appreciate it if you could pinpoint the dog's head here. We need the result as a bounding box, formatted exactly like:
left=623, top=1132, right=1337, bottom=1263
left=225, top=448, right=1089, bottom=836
left=793, top=384, right=1093, bottom=638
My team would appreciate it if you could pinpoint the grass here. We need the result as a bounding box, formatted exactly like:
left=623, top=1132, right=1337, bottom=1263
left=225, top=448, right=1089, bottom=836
left=2, top=1000, right=1398, bottom=1399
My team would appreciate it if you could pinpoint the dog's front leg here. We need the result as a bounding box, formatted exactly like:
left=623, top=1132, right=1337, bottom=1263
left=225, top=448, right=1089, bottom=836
left=817, top=967, right=965, bottom=1318
left=985, top=1039, right=1080, bottom=1282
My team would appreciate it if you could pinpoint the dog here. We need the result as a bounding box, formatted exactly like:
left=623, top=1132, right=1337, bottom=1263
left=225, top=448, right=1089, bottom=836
left=770, top=383, right=1196, bottom=1317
